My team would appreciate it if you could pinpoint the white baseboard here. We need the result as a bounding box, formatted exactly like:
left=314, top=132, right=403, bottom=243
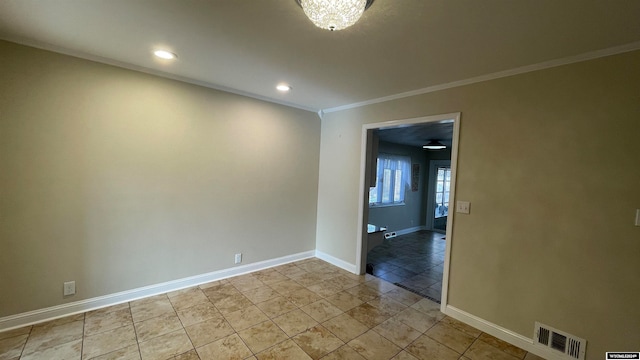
left=314, top=250, right=357, bottom=274
left=394, top=226, right=426, bottom=237
left=444, top=305, right=566, bottom=360
left=0, top=250, right=315, bottom=332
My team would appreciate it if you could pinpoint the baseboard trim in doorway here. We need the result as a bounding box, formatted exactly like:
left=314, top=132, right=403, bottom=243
left=393, top=226, right=426, bottom=237
left=315, top=250, right=357, bottom=273
left=0, top=250, right=315, bottom=332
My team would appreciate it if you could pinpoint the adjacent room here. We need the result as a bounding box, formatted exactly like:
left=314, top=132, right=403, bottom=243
left=364, top=122, right=453, bottom=303
left=1, top=1, right=639, bottom=360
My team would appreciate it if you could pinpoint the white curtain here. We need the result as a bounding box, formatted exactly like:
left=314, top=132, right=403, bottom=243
left=369, top=154, right=410, bottom=205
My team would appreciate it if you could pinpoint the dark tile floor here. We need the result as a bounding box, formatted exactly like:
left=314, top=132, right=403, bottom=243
left=366, top=230, right=446, bottom=303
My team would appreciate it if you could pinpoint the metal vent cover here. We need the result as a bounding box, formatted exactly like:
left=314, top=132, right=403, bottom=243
left=535, top=322, right=586, bottom=360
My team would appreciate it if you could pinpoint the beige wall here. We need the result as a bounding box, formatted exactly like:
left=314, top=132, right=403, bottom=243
left=316, top=51, right=640, bottom=357
left=0, top=41, right=320, bottom=316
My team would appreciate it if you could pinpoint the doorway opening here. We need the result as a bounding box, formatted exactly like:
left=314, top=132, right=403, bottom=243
left=356, top=113, right=460, bottom=309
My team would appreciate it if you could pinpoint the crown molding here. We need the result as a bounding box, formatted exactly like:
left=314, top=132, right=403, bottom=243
left=0, top=36, right=318, bottom=114
left=322, top=40, right=640, bottom=114
left=4, top=36, right=639, bottom=116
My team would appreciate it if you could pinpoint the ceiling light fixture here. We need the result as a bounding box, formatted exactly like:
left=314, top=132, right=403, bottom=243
left=423, top=140, right=447, bottom=150
left=296, top=0, right=375, bottom=31
left=276, top=84, right=292, bottom=92
left=153, top=50, right=177, bottom=60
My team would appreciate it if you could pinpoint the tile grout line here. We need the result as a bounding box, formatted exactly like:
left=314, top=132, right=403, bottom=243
left=228, top=279, right=273, bottom=358
left=167, top=293, right=195, bottom=359
left=80, top=312, right=86, bottom=360
left=130, top=301, right=144, bottom=360
left=18, top=324, right=33, bottom=360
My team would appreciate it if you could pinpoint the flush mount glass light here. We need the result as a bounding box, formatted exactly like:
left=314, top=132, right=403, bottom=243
left=297, top=0, right=373, bottom=31
left=276, top=84, right=292, bottom=92
left=423, top=140, right=447, bottom=150
left=153, top=50, right=177, bottom=60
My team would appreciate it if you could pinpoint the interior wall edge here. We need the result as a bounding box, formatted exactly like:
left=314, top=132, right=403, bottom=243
left=314, top=250, right=357, bottom=274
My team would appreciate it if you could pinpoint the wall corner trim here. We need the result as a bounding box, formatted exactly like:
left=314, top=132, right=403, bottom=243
left=0, top=250, right=315, bottom=332
left=314, top=250, right=357, bottom=274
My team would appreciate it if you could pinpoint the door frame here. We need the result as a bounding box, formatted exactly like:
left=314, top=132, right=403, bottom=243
left=355, top=112, right=461, bottom=311
left=426, top=160, right=452, bottom=232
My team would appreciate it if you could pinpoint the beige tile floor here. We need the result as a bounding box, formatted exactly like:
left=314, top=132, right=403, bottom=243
left=0, top=258, right=546, bottom=360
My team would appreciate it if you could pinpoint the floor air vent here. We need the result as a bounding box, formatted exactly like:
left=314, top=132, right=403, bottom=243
left=534, top=322, right=586, bottom=360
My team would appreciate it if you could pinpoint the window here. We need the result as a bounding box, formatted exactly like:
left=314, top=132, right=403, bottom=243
left=369, top=154, right=410, bottom=206
left=434, top=166, right=451, bottom=218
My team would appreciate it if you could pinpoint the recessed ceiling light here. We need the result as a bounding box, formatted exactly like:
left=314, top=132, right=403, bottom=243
left=153, top=50, right=177, bottom=60
left=276, top=84, right=291, bottom=92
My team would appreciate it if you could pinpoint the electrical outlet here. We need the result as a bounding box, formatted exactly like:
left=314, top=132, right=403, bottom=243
left=63, top=281, right=76, bottom=296
left=234, top=253, right=242, bottom=264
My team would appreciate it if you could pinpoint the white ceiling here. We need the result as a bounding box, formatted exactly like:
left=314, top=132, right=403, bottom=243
left=1, top=1, right=639, bottom=112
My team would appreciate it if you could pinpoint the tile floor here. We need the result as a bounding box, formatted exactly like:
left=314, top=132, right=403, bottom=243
left=0, top=258, right=544, bottom=360
left=367, top=231, right=446, bottom=302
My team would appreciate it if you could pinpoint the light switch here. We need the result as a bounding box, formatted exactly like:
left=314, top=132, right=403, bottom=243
left=456, top=201, right=470, bottom=214
left=635, top=209, right=640, bottom=226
